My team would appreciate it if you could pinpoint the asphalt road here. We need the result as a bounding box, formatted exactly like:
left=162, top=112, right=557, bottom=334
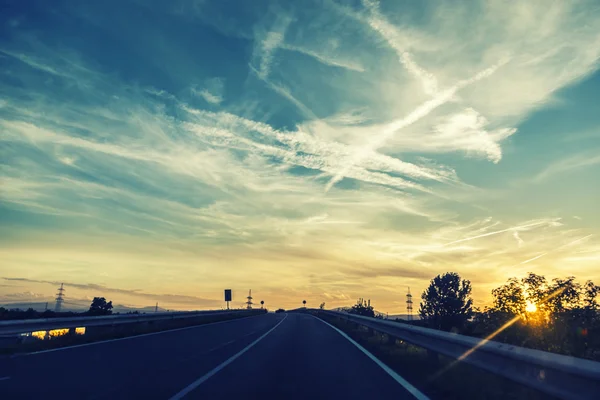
left=0, top=312, right=425, bottom=399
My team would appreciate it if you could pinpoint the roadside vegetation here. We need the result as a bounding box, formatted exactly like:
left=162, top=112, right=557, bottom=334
left=416, top=272, right=600, bottom=361
left=1, top=296, right=115, bottom=321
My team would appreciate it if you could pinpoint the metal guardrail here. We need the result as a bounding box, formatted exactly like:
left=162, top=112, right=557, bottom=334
left=318, top=310, right=600, bottom=400
left=0, top=309, right=262, bottom=336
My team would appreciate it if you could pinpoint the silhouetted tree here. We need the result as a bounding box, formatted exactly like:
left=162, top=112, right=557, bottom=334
left=545, top=276, right=581, bottom=316
left=492, top=277, right=525, bottom=315
left=521, top=273, right=549, bottom=313
left=349, top=298, right=375, bottom=317
left=583, top=280, right=600, bottom=310
left=88, top=297, right=113, bottom=315
left=319, top=302, right=326, bottom=310
left=419, top=272, right=473, bottom=332
left=477, top=273, right=600, bottom=360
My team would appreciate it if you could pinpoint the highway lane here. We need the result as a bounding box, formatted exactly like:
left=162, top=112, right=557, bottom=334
left=173, top=312, right=424, bottom=399
left=0, top=313, right=283, bottom=399
left=0, top=312, right=425, bottom=399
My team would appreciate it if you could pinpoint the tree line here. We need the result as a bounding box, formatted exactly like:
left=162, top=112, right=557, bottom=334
left=0, top=296, right=115, bottom=320
left=417, top=272, right=599, bottom=361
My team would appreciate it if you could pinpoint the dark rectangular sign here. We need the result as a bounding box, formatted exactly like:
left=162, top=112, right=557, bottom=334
left=224, top=289, right=232, bottom=302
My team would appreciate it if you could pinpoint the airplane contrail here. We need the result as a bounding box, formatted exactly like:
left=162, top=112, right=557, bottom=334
left=511, top=234, right=593, bottom=267
left=559, top=234, right=593, bottom=248
left=517, top=252, right=548, bottom=265
left=442, top=219, right=552, bottom=247
left=325, top=58, right=509, bottom=192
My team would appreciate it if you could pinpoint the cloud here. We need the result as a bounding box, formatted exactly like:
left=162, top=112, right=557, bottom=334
left=191, top=77, right=225, bottom=105
left=325, top=58, right=509, bottom=191
left=442, top=218, right=561, bottom=247
left=535, top=152, right=600, bottom=181
left=362, top=0, right=438, bottom=95
left=252, top=16, right=292, bottom=80
left=279, top=43, right=365, bottom=73
left=346, top=265, right=433, bottom=280
left=513, top=231, right=524, bottom=247
left=2, top=278, right=219, bottom=306
left=1, top=1, right=600, bottom=312
left=512, top=234, right=593, bottom=266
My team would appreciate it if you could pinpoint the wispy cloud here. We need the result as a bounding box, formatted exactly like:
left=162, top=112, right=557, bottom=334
left=279, top=43, right=365, bottom=73
left=1, top=0, right=599, bottom=312
left=362, top=0, right=438, bottom=95
left=2, top=278, right=219, bottom=306
left=513, top=231, right=524, bottom=247
left=325, top=58, right=509, bottom=191
left=512, top=234, right=594, bottom=267
left=535, top=152, right=600, bottom=182
left=442, top=219, right=561, bottom=247
left=252, top=16, right=292, bottom=80
left=191, top=77, right=225, bottom=105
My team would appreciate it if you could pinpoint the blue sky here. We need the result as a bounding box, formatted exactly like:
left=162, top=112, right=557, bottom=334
left=1, top=0, right=599, bottom=312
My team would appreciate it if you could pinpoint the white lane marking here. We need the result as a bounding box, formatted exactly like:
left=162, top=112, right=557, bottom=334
left=311, top=315, right=430, bottom=400
left=0, top=376, right=11, bottom=381
left=169, top=314, right=288, bottom=400
left=23, top=314, right=266, bottom=356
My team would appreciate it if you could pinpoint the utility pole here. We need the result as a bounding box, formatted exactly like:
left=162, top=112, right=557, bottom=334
left=45, top=302, right=48, bottom=311
left=54, top=283, right=65, bottom=312
left=155, top=302, right=158, bottom=313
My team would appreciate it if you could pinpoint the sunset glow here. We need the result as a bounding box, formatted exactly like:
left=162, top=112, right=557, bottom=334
left=525, top=302, right=537, bottom=313
left=1, top=1, right=599, bottom=313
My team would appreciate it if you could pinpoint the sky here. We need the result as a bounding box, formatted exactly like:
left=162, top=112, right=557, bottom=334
left=1, top=0, right=600, bottom=313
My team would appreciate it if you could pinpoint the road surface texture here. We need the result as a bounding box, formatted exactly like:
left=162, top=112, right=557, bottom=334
left=0, top=312, right=426, bottom=399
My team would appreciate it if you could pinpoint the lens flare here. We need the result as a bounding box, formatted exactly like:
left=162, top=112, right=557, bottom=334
left=525, top=301, right=537, bottom=313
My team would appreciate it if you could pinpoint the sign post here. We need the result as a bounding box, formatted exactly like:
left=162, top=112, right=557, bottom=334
left=224, top=289, right=232, bottom=310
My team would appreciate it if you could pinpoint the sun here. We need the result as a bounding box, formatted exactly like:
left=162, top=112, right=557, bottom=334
left=525, top=301, right=537, bottom=313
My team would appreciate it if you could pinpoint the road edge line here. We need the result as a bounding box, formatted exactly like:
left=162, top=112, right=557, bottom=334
left=168, top=313, right=288, bottom=400
left=310, top=314, right=430, bottom=400
left=22, top=314, right=266, bottom=356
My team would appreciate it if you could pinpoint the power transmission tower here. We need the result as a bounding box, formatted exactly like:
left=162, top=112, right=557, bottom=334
left=406, top=286, right=413, bottom=321
left=54, top=283, right=65, bottom=312
left=246, top=289, right=253, bottom=309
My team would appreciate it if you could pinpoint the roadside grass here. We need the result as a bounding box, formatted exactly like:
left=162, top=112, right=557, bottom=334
left=0, top=311, right=265, bottom=355
left=318, top=313, right=557, bottom=400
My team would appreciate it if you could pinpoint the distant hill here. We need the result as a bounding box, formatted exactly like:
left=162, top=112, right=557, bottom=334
left=387, top=314, right=421, bottom=320
left=329, top=307, right=420, bottom=320
left=112, top=305, right=169, bottom=313
left=0, top=302, right=169, bottom=314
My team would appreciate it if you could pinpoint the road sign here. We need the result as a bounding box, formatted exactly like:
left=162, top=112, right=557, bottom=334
left=224, top=289, right=232, bottom=310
